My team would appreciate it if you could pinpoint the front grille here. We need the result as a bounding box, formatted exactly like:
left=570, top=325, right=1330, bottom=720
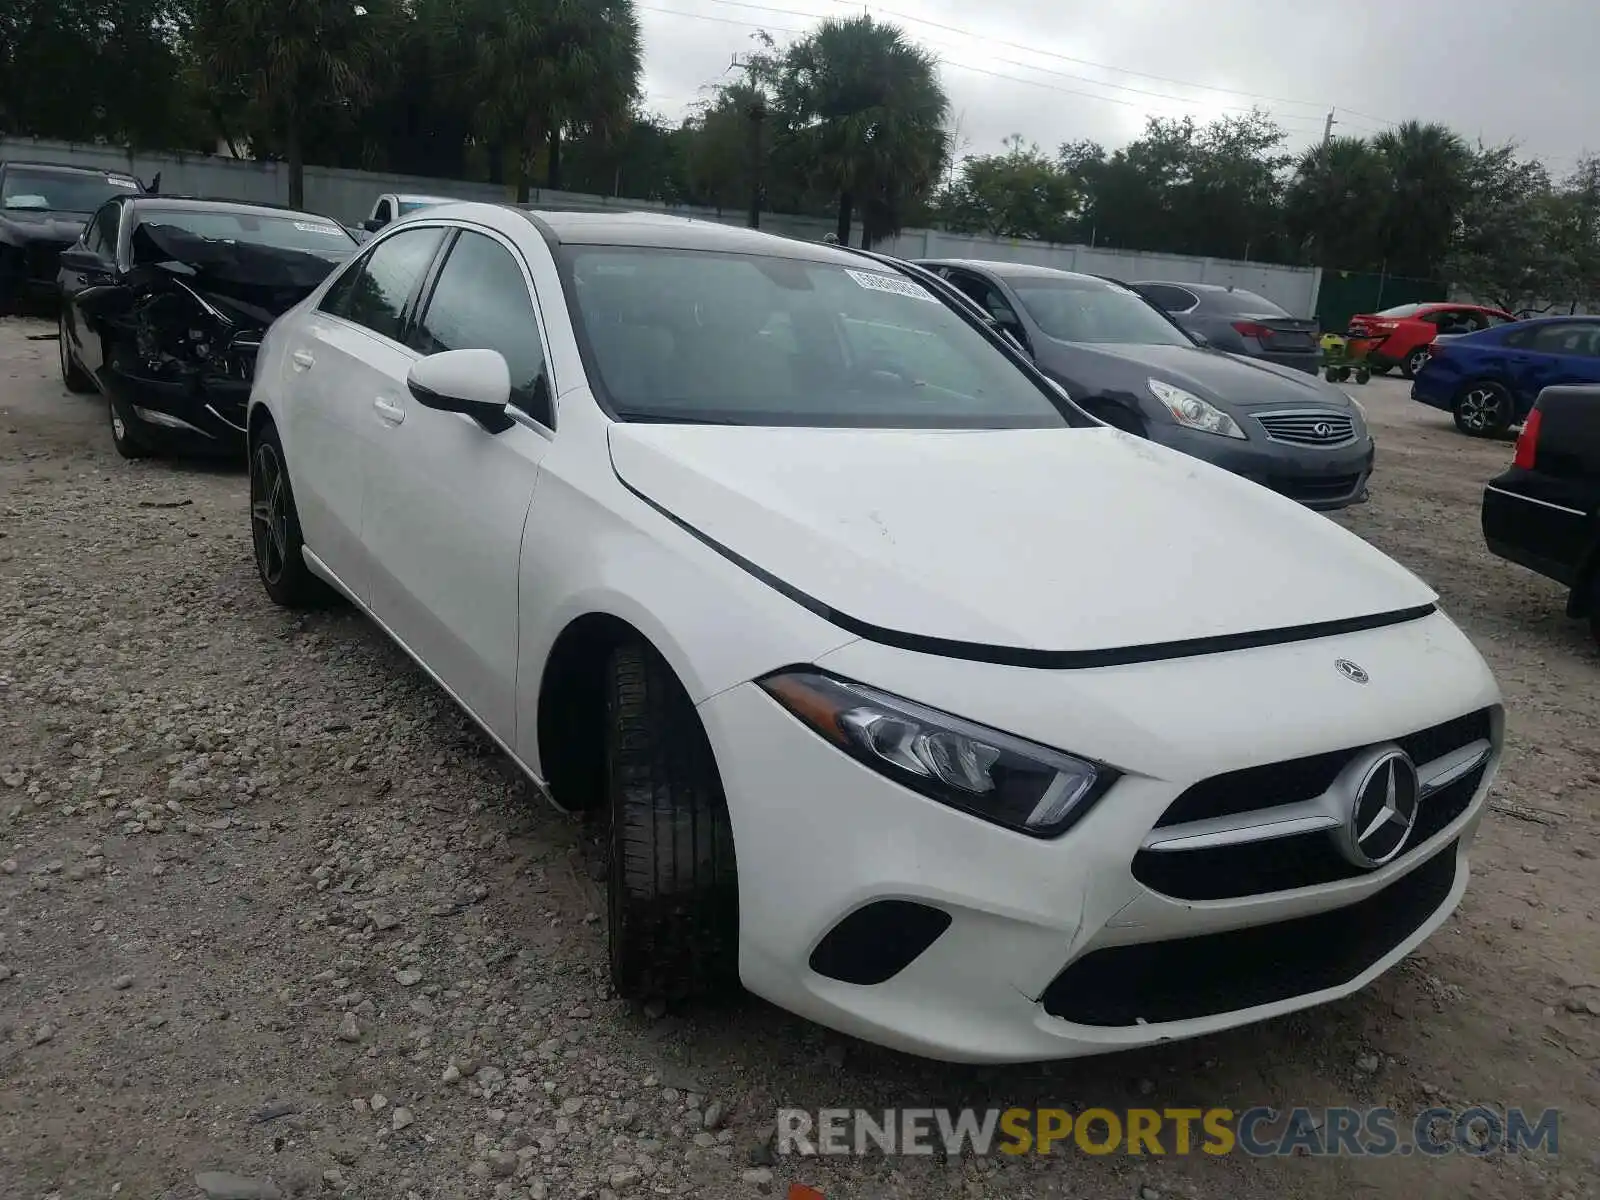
left=1132, top=763, right=1483, bottom=899
left=1043, top=841, right=1458, bottom=1026
left=1153, top=708, right=1492, bottom=830
left=1256, top=411, right=1357, bottom=447
left=1135, top=708, right=1492, bottom=901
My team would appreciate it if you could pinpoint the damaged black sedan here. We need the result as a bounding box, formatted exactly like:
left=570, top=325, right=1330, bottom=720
left=58, top=196, right=357, bottom=458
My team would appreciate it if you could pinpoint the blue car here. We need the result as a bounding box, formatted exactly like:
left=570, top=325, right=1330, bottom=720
left=1412, top=316, right=1600, bottom=436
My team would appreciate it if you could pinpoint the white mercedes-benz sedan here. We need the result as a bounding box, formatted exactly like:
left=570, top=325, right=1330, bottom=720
left=246, top=202, right=1502, bottom=1063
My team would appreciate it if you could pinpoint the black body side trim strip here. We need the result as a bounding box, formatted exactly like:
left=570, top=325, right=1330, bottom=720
left=619, top=477, right=1438, bottom=669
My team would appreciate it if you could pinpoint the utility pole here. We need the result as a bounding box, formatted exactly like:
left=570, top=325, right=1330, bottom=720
left=730, top=52, right=766, bottom=230
left=1322, top=110, right=1337, bottom=149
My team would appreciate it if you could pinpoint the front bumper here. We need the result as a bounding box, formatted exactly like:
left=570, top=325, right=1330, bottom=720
left=1147, top=423, right=1375, bottom=509
left=110, top=372, right=249, bottom=451
left=700, top=611, right=1500, bottom=1063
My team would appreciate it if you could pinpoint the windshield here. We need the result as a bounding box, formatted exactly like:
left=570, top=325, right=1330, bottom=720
left=1375, top=303, right=1425, bottom=318
left=398, top=199, right=442, bottom=215
left=562, top=247, right=1072, bottom=428
left=1011, top=277, right=1194, bottom=346
left=137, top=209, right=356, bottom=259
left=2, top=166, right=140, bottom=214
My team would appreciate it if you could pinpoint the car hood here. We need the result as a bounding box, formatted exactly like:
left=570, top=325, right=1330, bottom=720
left=608, top=423, right=1434, bottom=656
left=0, top=208, right=87, bottom=243
left=1038, top=340, right=1350, bottom=411
left=130, top=222, right=352, bottom=326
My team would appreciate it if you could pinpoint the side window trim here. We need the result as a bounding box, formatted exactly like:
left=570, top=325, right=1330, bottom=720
left=409, top=220, right=562, bottom=431
left=401, top=227, right=459, bottom=348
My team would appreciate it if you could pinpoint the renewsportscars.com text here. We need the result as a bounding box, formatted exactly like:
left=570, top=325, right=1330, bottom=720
left=777, top=1106, right=1560, bottom=1158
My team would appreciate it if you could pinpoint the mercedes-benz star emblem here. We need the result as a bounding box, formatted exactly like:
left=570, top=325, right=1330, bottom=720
left=1335, top=658, right=1369, bottom=684
left=1335, top=749, right=1421, bottom=869
left=1314, top=421, right=1334, bottom=438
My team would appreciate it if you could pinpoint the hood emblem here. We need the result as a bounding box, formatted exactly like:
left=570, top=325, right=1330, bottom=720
left=1335, top=749, right=1420, bottom=868
left=1313, top=421, right=1334, bottom=438
left=1335, top=658, right=1369, bottom=684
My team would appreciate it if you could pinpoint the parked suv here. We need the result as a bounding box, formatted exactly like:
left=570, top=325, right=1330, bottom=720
left=0, top=160, right=144, bottom=311
left=1482, top=384, right=1600, bottom=645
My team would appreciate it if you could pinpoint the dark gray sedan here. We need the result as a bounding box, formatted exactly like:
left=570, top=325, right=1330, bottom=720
left=1130, top=280, right=1321, bottom=376
left=915, top=259, right=1373, bottom=510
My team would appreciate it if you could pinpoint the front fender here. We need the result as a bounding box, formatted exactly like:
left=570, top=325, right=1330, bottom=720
left=514, top=442, right=858, bottom=774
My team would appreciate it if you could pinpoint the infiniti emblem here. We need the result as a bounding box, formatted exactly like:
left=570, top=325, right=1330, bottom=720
left=1335, top=658, right=1369, bottom=684
left=1313, top=421, right=1334, bottom=438
left=1335, top=749, right=1421, bottom=868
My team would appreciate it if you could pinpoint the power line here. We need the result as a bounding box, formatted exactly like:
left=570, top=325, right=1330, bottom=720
left=705, top=0, right=1368, bottom=115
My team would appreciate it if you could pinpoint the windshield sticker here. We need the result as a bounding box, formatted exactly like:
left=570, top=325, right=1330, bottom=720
left=293, top=221, right=345, bottom=236
left=846, top=269, right=937, bottom=303
left=106, top=176, right=141, bottom=190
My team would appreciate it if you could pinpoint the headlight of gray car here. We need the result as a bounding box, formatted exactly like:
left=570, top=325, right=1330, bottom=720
left=1147, top=379, right=1246, bottom=439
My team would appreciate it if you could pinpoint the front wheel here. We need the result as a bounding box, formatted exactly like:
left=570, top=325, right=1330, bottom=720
left=250, top=421, right=331, bottom=608
left=108, top=394, right=152, bottom=459
left=1452, top=382, right=1514, bottom=437
left=604, top=640, right=739, bottom=1002
left=59, top=312, right=96, bottom=394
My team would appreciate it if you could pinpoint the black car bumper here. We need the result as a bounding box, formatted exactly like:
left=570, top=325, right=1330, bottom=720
left=109, top=372, right=248, bottom=453
left=1481, top=476, right=1589, bottom=595
left=1150, top=425, right=1376, bottom=510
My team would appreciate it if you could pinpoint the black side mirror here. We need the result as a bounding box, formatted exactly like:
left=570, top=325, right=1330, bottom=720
left=59, top=245, right=103, bottom=272
left=362, top=217, right=385, bottom=233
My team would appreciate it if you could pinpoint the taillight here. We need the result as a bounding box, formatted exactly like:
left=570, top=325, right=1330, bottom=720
left=1233, top=321, right=1274, bottom=340
left=1513, top=407, right=1542, bottom=469
left=1425, top=342, right=1445, bottom=357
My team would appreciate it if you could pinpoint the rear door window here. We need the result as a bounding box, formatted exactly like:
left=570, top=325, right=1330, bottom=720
left=1134, top=283, right=1199, bottom=313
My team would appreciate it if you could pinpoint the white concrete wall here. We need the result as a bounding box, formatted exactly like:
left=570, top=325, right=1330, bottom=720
left=3, top=136, right=1321, bottom=315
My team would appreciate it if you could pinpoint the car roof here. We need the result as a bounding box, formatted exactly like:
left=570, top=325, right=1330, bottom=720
left=516, top=207, right=867, bottom=265
left=915, top=257, right=1111, bottom=285
left=2, top=159, right=140, bottom=180
left=129, top=196, right=343, bottom=223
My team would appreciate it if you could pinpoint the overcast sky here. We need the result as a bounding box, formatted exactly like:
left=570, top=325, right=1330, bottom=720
left=635, top=0, right=1595, bottom=175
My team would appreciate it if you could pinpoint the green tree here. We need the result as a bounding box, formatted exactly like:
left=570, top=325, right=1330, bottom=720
left=936, top=135, right=1080, bottom=242
left=1284, top=135, right=1390, bottom=270
left=1446, top=143, right=1568, bottom=314
left=190, top=0, right=400, bottom=207
left=769, top=15, right=949, bottom=246
left=433, top=0, right=641, bottom=203
left=1372, top=120, right=1471, bottom=279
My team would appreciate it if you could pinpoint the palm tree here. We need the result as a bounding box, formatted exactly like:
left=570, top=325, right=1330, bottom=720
left=1284, top=135, right=1390, bottom=270
left=1372, top=120, right=1471, bottom=280
left=773, top=15, right=949, bottom=246
left=434, top=0, right=641, bottom=203
left=190, top=0, right=398, bottom=208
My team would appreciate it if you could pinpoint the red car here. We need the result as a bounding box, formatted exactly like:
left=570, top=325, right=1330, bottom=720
left=1347, top=302, right=1517, bottom=379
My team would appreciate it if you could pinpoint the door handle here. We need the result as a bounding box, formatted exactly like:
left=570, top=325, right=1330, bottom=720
left=290, top=349, right=315, bottom=371
left=373, top=397, right=405, bottom=424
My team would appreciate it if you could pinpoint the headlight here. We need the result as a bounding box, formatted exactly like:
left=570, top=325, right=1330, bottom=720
left=1147, top=379, right=1246, bottom=439
left=759, top=670, right=1116, bottom=837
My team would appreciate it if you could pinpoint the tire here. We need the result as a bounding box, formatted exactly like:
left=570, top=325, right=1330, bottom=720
left=250, top=420, right=331, bottom=608
left=108, top=393, right=153, bottom=459
left=1452, top=382, right=1514, bottom=437
left=1354, top=368, right=1371, bottom=385
left=1401, top=347, right=1430, bottom=379
left=58, top=311, right=96, bottom=394
left=603, top=640, right=739, bottom=1002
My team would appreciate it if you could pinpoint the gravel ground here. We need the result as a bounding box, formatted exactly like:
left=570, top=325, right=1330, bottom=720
left=1, top=315, right=1597, bottom=1200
